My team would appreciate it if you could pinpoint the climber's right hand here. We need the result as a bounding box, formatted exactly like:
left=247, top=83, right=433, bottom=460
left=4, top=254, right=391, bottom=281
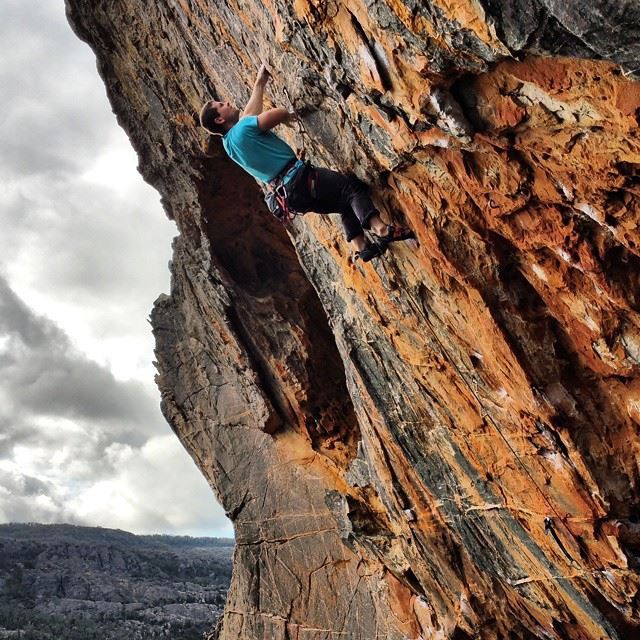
left=256, top=64, right=271, bottom=87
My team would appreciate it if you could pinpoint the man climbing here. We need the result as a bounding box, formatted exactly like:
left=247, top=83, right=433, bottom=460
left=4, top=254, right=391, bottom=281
left=199, top=65, right=414, bottom=262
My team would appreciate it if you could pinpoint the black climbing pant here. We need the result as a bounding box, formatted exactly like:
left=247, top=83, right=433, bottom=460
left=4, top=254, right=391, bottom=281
left=286, top=165, right=378, bottom=241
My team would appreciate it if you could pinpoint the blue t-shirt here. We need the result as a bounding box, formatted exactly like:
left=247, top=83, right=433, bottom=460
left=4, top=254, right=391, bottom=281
left=222, top=116, right=296, bottom=183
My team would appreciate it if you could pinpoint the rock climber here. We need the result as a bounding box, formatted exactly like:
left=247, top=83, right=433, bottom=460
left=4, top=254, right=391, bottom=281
left=199, top=64, right=414, bottom=262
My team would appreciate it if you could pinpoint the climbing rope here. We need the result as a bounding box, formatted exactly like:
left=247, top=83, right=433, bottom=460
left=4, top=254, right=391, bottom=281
left=282, top=86, right=309, bottom=160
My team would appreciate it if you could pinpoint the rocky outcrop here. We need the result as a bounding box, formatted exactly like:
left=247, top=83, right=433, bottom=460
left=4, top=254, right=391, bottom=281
left=66, top=1, right=640, bottom=638
left=0, top=524, right=233, bottom=639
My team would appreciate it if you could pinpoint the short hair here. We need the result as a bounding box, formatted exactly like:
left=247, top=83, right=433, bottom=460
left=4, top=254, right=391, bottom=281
left=199, top=101, right=226, bottom=136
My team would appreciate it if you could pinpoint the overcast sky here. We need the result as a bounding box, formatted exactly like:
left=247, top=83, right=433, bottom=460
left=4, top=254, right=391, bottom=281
left=0, top=1, right=233, bottom=538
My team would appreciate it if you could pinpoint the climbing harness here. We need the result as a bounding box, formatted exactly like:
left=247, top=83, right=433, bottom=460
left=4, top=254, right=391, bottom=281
left=264, top=182, right=295, bottom=224
left=264, top=159, right=309, bottom=225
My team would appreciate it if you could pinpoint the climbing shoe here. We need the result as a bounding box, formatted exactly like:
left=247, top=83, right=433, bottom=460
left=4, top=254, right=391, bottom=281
left=355, top=242, right=384, bottom=262
left=375, top=224, right=415, bottom=250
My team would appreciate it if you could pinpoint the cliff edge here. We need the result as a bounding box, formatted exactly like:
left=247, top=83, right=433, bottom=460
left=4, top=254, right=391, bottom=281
left=66, top=1, right=640, bottom=638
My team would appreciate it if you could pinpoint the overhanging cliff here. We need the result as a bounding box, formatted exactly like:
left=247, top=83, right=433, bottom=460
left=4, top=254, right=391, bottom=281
left=66, top=1, right=640, bottom=638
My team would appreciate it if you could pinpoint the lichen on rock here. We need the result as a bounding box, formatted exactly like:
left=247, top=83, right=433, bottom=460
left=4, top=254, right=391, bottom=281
left=66, top=1, right=640, bottom=638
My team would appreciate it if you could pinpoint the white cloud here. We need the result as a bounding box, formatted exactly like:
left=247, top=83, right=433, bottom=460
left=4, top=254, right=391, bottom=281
left=2, top=169, right=175, bottom=382
left=0, top=0, right=177, bottom=384
left=68, top=436, right=233, bottom=537
left=80, top=135, right=143, bottom=195
left=0, top=1, right=233, bottom=539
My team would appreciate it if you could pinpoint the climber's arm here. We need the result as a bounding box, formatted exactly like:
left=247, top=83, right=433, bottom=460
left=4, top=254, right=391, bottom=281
left=257, top=107, right=296, bottom=131
left=242, top=65, right=270, bottom=117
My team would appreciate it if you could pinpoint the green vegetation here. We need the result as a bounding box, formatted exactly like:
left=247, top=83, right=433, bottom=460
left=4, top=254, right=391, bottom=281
left=0, top=523, right=233, bottom=549
left=0, top=524, right=233, bottom=640
left=0, top=605, right=209, bottom=639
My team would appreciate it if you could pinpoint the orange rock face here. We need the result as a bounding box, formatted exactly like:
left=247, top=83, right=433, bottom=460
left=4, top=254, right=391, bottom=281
left=67, top=0, right=640, bottom=637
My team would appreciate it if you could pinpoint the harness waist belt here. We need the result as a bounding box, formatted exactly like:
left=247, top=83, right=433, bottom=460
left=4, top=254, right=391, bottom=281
left=269, top=159, right=304, bottom=187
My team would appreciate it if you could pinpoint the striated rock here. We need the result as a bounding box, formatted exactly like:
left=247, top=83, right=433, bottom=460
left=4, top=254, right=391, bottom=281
left=66, top=1, right=640, bottom=638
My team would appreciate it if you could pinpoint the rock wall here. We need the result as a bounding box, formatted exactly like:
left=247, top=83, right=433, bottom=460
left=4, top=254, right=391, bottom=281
left=66, top=1, right=640, bottom=638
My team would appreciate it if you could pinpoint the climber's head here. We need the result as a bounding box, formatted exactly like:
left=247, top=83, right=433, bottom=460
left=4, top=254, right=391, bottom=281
left=199, top=100, right=240, bottom=135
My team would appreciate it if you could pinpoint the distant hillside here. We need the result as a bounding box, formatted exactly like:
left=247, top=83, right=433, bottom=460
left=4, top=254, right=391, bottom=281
left=0, top=523, right=234, bottom=639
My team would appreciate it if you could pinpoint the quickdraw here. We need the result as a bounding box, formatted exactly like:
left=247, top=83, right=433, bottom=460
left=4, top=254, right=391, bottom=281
left=544, top=517, right=578, bottom=565
left=272, top=181, right=296, bottom=225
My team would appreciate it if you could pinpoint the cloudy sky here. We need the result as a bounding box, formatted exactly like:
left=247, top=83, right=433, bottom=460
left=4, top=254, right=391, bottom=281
left=0, top=1, right=233, bottom=538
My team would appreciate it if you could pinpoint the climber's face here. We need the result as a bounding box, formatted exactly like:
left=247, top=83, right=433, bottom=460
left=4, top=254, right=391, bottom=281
left=212, top=100, right=239, bottom=126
